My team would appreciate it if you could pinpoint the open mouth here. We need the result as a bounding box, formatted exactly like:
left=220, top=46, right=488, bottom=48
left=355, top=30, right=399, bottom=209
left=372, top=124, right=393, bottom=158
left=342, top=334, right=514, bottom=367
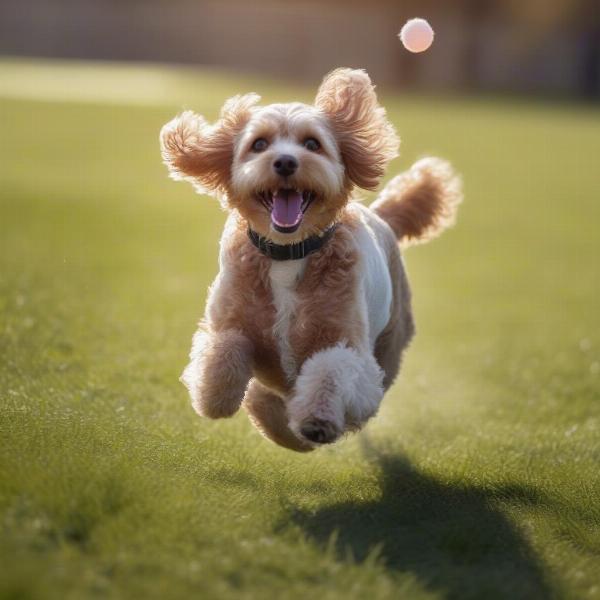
left=257, top=189, right=316, bottom=234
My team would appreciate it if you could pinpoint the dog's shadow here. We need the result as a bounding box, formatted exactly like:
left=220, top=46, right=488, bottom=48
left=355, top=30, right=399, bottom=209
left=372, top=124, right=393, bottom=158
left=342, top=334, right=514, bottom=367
left=286, top=444, right=552, bottom=599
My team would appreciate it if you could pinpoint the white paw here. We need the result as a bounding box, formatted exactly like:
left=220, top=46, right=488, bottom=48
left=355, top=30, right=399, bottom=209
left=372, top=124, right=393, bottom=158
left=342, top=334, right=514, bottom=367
left=288, top=343, right=384, bottom=444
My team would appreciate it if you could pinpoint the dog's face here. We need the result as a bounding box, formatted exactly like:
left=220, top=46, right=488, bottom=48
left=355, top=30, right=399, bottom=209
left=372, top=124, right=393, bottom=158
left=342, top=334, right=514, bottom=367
left=229, top=102, right=346, bottom=241
left=161, top=69, right=398, bottom=243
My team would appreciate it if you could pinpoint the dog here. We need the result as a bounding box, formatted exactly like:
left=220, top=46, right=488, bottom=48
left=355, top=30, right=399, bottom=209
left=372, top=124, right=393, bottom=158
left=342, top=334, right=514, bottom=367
left=160, top=68, right=462, bottom=452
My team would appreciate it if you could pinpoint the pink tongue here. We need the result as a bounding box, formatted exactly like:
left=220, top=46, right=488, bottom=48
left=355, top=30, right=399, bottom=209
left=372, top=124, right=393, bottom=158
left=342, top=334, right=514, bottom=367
left=271, top=190, right=303, bottom=227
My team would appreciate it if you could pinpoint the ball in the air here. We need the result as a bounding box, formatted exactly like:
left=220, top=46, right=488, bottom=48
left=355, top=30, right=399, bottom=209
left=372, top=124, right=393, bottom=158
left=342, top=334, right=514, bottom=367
left=399, top=18, right=434, bottom=53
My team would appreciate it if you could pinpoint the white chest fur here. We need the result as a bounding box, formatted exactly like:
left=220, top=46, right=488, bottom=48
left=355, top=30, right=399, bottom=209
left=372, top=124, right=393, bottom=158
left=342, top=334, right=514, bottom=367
left=269, top=258, right=307, bottom=380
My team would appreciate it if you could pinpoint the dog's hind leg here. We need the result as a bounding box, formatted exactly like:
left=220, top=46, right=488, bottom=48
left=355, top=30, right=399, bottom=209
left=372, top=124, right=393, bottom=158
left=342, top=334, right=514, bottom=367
left=243, top=379, right=314, bottom=452
left=373, top=237, right=415, bottom=391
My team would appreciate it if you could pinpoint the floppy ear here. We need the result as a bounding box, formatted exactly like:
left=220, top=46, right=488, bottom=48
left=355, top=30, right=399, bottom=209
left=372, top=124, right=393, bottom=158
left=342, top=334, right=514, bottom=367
left=160, top=93, right=260, bottom=195
left=315, top=69, right=399, bottom=191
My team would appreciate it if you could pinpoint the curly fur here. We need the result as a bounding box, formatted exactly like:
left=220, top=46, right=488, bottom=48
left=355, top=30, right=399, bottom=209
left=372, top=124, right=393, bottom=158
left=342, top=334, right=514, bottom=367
left=182, top=327, right=254, bottom=418
left=160, top=68, right=462, bottom=451
left=243, top=379, right=313, bottom=452
left=287, top=343, right=385, bottom=444
left=160, top=93, right=260, bottom=197
left=315, top=68, right=399, bottom=190
left=370, top=157, right=463, bottom=246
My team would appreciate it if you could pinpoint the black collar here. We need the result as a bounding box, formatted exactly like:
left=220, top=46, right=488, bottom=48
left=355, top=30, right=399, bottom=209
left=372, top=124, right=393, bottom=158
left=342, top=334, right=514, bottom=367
left=247, top=224, right=337, bottom=261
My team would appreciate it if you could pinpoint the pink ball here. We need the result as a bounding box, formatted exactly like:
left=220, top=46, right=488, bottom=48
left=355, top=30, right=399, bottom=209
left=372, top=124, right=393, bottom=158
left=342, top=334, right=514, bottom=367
left=399, top=18, right=434, bottom=53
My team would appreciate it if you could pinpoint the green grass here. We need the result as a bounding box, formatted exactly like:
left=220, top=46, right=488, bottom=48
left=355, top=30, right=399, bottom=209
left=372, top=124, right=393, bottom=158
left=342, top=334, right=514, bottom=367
left=1, top=58, right=599, bottom=600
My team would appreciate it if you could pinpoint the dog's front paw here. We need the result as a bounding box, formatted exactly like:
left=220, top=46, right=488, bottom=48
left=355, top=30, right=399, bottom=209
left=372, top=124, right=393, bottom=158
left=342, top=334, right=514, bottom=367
left=298, top=417, right=340, bottom=445
left=288, top=344, right=385, bottom=446
left=181, top=329, right=253, bottom=419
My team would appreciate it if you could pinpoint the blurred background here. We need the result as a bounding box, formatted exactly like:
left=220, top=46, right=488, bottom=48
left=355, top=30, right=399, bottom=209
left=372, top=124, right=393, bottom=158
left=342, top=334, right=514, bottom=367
left=0, top=0, right=599, bottom=98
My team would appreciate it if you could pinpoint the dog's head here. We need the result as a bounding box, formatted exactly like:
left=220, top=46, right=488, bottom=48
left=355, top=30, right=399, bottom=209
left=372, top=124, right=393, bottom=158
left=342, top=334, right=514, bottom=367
left=160, top=69, right=398, bottom=242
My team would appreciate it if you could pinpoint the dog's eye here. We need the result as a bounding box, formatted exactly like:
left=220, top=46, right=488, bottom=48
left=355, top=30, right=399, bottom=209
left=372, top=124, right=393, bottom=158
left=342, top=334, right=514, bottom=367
left=251, top=138, right=269, bottom=153
left=303, top=138, right=321, bottom=152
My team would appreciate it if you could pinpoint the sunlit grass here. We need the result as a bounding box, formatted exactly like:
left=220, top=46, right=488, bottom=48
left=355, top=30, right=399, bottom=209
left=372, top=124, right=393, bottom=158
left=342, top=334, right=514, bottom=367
left=1, top=58, right=599, bottom=599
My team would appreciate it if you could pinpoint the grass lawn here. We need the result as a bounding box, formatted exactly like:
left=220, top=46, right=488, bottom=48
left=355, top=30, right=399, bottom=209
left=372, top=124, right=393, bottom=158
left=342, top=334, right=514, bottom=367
left=1, top=58, right=599, bottom=599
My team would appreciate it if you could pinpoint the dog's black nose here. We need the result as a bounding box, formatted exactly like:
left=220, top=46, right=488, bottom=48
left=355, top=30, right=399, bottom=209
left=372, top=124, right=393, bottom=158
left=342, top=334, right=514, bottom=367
left=273, top=155, right=298, bottom=177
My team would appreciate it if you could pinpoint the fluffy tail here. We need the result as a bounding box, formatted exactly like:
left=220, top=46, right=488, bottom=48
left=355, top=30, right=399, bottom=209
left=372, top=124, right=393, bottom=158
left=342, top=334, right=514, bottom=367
left=370, top=157, right=463, bottom=246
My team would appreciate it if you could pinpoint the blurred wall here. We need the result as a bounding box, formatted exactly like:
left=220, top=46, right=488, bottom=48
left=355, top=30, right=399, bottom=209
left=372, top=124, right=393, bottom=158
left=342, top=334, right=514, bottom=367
left=0, top=0, right=598, bottom=97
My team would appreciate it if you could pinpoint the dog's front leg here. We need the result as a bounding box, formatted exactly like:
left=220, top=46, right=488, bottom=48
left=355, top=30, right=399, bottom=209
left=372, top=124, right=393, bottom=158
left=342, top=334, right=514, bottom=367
left=181, top=327, right=253, bottom=418
left=287, top=343, right=385, bottom=445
